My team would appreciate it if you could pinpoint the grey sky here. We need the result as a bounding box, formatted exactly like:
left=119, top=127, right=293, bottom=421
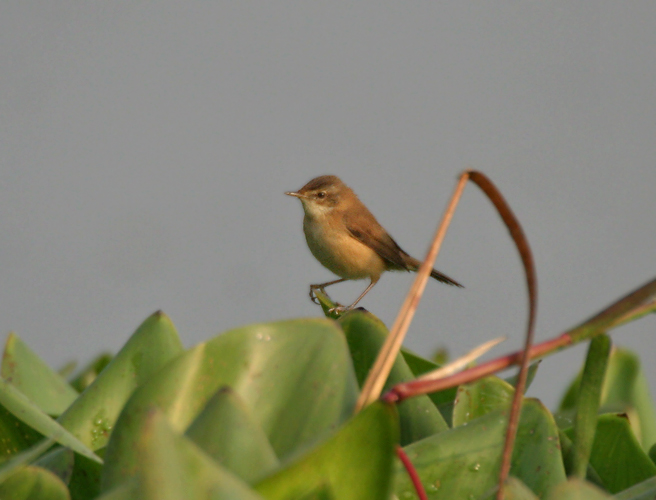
left=2, top=3, right=655, bottom=409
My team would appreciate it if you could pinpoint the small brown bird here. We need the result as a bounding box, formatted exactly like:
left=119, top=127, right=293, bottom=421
left=286, top=175, right=462, bottom=312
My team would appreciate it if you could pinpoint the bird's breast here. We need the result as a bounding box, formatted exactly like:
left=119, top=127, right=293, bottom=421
left=302, top=214, right=385, bottom=280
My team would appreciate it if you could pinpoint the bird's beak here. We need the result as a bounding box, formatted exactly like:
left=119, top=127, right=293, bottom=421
left=285, top=191, right=305, bottom=199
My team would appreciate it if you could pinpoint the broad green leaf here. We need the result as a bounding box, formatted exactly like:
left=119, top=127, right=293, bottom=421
left=57, top=311, right=183, bottom=450
left=401, top=350, right=538, bottom=429
left=339, top=311, right=448, bottom=444
left=102, top=318, right=358, bottom=490
left=33, top=447, right=74, bottom=486
left=0, top=465, right=70, bottom=500
left=34, top=447, right=104, bottom=500
left=0, top=439, right=54, bottom=483
left=255, top=401, right=398, bottom=500
left=68, top=449, right=104, bottom=500
left=544, top=478, right=612, bottom=500
left=33, top=447, right=104, bottom=500
left=69, top=354, right=113, bottom=393
left=511, top=400, right=567, bottom=496
left=137, top=408, right=264, bottom=500
left=395, top=399, right=565, bottom=499
left=0, top=379, right=100, bottom=463
left=615, top=476, right=656, bottom=500
left=401, top=349, right=458, bottom=426
left=565, top=414, right=656, bottom=493
left=558, top=429, right=605, bottom=489
left=559, top=347, right=656, bottom=451
left=0, top=404, right=43, bottom=463
left=402, top=348, right=441, bottom=374
left=396, top=407, right=507, bottom=499
left=452, top=376, right=514, bottom=427
left=296, top=485, right=335, bottom=500
left=568, top=334, right=611, bottom=478
left=601, top=349, right=656, bottom=450
left=186, top=387, right=279, bottom=483
left=503, top=476, right=539, bottom=499
left=1, top=333, right=78, bottom=416
left=94, top=481, right=138, bottom=500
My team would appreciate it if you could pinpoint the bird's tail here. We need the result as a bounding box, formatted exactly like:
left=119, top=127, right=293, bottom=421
left=405, top=256, right=463, bottom=287
left=430, top=268, right=463, bottom=287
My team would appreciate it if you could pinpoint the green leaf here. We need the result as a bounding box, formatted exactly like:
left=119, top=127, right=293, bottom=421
left=503, top=477, right=539, bottom=500
left=396, top=406, right=506, bottom=499
left=544, top=478, right=612, bottom=500
left=33, top=447, right=74, bottom=486
left=0, top=439, right=55, bottom=484
left=601, top=349, right=656, bottom=451
left=0, top=379, right=101, bottom=463
left=136, top=408, right=265, bottom=500
left=559, top=347, right=656, bottom=452
left=395, top=399, right=565, bottom=499
left=0, top=465, right=71, bottom=500
left=339, top=311, right=448, bottom=444
left=69, top=354, right=113, bottom=393
left=32, top=446, right=104, bottom=500
left=1, top=333, right=78, bottom=416
left=185, top=387, right=279, bottom=483
left=93, top=481, right=138, bottom=500
left=296, top=485, right=336, bottom=500
left=511, top=400, right=567, bottom=496
left=401, top=351, right=539, bottom=429
left=565, top=414, right=656, bottom=493
left=0, top=404, right=43, bottom=463
left=452, top=376, right=514, bottom=427
left=557, top=429, right=605, bottom=489
left=26, top=441, right=104, bottom=500
left=102, top=318, right=358, bottom=490
left=615, top=476, right=656, bottom=500
left=57, top=311, right=183, bottom=450
left=401, top=349, right=457, bottom=426
left=568, top=334, right=611, bottom=478
left=68, top=449, right=104, bottom=500
left=255, top=401, right=398, bottom=500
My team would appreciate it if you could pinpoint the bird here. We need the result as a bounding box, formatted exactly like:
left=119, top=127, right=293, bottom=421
left=286, top=175, right=462, bottom=312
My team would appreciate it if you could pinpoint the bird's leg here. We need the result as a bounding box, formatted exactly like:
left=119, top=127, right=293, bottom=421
left=329, top=278, right=379, bottom=314
left=309, top=278, right=347, bottom=304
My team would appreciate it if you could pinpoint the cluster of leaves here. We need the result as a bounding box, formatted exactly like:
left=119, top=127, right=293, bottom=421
left=0, top=307, right=655, bottom=499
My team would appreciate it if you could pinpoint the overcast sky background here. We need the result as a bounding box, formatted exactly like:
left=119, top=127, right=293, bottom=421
left=2, top=3, right=655, bottom=409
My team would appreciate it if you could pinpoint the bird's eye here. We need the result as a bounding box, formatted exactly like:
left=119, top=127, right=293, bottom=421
left=317, top=191, right=326, bottom=199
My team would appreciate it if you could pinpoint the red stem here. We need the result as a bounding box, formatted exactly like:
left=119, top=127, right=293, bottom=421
left=384, top=332, right=573, bottom=403
left=397, top=445, right=428, bottom=500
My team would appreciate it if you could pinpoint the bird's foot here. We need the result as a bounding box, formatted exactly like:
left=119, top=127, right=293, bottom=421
left=310, top=284, right=352, bottom=315
left=309, top=285, right=324, bottom=304
left=327, top=304, right=352, bottom=314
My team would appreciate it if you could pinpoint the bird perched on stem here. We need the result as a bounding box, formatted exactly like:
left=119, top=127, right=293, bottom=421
left=286, top=175, right=462, bottom=313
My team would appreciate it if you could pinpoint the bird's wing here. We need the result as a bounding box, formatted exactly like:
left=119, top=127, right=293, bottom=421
left=343, top=210, right=410, bottom=271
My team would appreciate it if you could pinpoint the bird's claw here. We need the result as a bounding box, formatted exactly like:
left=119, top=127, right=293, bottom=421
left=309, top=284, right=351, bottom=314
left=309, top=285, right=323, bottom=304
left=327, top=304, right=351, bottom=314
